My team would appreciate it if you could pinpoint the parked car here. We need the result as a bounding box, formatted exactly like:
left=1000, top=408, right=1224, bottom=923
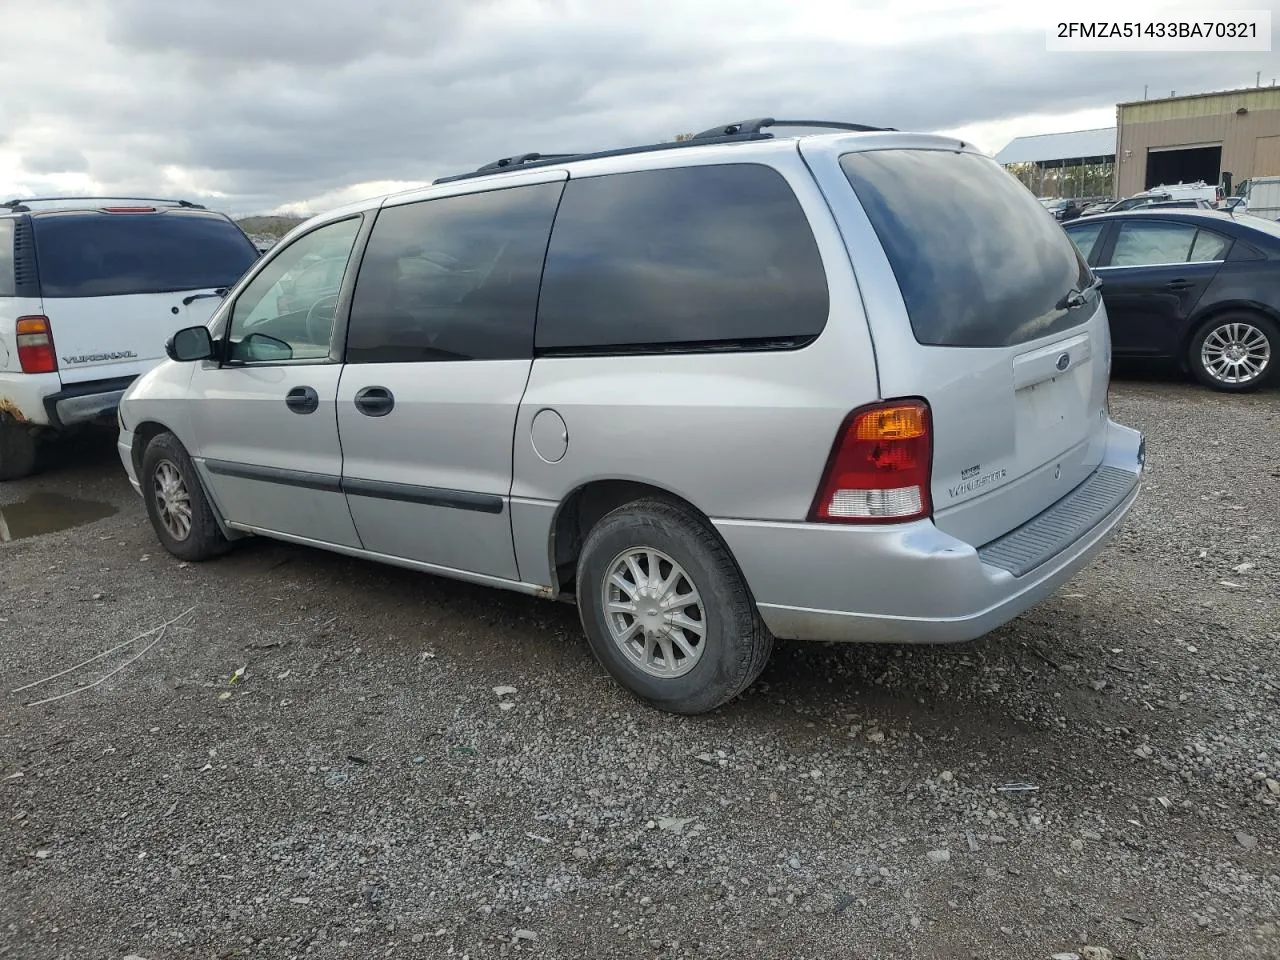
left=0, top=197, right=260, bottom=479
left=1064, top=209, right=1280, bottom=391
left=1235, top=176, right=1280, bottom=219
left=1145, top=199, right=1216, bottom=210
left=117, top=119, right=1145, bottom=713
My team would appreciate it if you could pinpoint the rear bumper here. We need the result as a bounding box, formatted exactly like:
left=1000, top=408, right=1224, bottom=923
left=43, top=376, right=137, bottom=429
left=714, top=420, right=1145, bottom=644
left=0, top=372, right=61, bottom=427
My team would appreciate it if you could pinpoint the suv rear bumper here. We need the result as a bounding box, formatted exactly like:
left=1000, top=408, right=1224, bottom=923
left=714, top=420, right=1144, bottom=644
left=43, top=377, right=136, bottom=429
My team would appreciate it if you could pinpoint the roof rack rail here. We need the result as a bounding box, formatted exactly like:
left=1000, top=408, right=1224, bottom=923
left=433, top=131, right=768, bottom=185
left=0, top=196, right=207, bottom=213
left=431, top=117, right=893, bottom=186
left=690, top=118, right=896, bottom=139
left=473, top=153, right=582, bottom=175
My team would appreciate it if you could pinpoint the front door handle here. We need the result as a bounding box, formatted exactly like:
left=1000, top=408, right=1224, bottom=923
left=1167, top=279, right=1195, bottom=291
left=285, top=386, right=319, bottom=415
left=353, top=386, right=395, bottom=418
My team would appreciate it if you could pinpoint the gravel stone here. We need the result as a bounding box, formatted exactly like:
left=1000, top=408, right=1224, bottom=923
left=1, top=381, right=1277, bottom=959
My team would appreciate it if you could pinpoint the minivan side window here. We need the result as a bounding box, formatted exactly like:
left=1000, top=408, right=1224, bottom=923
left=345, top=181, right=564, bottom=363
left=535, top=164, right=829, bottom=353
left=226, top=216, right=362, bottom=363
left=0, top=219, right=14, bottom=297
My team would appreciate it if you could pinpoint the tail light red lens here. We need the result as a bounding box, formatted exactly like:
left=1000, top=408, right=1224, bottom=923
left=809, top=399, right=933, bottom=524
left=16, top=316, right=57, bottom=374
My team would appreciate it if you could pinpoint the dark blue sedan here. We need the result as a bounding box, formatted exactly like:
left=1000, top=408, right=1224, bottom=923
left=1064, top=209, right=1280, bottom=392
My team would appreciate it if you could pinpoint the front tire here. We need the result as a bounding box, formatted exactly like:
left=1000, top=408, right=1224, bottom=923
left=0, top=414, right=37, bottom=481
left=141, top=432, right=230, bottom=562
left=1189, top=312, right=1277, bottom=392
left=576, top=498, right=773, bottom=714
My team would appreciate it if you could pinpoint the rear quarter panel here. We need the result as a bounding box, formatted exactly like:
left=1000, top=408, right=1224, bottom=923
left=509, top=145, right=881, bottom=586
left=1188, top=260, right=1280, bottom=343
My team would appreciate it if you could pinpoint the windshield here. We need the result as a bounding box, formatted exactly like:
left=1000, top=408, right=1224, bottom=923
left=32, top=211, right=258, bottom=298
left=840, top=149, right=1094, bottom=348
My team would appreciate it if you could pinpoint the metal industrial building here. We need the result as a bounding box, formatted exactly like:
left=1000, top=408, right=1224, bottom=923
left=995, top=127, right=1116, bottom=198
left=1114, top=86, right=1280, bottom=197
left=996, top=85, right=1280, bottom=201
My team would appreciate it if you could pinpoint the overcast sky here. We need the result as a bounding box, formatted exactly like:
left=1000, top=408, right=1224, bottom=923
left=1, top=0, right=1277, bottom=216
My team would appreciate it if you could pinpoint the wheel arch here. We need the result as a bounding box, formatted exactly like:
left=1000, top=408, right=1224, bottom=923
left=1181, top=298, right=1280, bottom=362
left=132, top=420, right=241, bottom=541
left=546, top=479, right=739, bottom=600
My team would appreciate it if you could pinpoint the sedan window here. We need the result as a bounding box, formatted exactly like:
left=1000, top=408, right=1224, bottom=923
left=1189, top=230, right=1231, bottom=262
left=1064, top=221, right=1106, bottom=262
left=1109, top=222, right=1198, bottom=267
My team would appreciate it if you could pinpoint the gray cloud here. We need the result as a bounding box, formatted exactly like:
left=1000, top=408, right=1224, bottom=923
left=2, top=0, right=1277, bottom=214
left=20, top=146, right=89, bottom=175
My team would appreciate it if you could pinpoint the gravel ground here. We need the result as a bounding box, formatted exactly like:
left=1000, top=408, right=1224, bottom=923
left=1, top=377, right=1278, bottom=960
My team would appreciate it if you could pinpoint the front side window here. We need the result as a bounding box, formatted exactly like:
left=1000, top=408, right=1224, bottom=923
left=345, top=181, right=564, bottom=363
left=226, top=216, right=362, bottom=363
left=535, top=164, right=829, bottom=352
left=1109, top=222, right=1199, bottom=267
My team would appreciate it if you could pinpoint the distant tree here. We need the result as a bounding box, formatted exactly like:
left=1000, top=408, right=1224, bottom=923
left=673, top=133, right=696, bottom=142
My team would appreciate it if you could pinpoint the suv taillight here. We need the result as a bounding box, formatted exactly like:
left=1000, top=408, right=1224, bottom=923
left=16, top=316, right=57, bottom=374
left=809, top=400, right=933, bottom=524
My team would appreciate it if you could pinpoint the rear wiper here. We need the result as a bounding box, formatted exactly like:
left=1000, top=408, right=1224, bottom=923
left=182, top=287, right=228, bottom=306
left=1056, top=279, right=1101, bottom=311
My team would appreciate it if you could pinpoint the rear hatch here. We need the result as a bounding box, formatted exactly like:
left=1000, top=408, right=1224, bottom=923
left=823, top=143, right=1110, bottom=548
left=30, top=208, right=258, bottom=385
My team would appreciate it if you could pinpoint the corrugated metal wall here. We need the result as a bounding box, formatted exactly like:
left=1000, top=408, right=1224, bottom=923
left=1115, top=89, right=1280, bottom=196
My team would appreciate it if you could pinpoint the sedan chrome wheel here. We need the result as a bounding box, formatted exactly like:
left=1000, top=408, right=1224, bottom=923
left=1200, top=321, right=1271, bottom=385
left=153, top=459, right=193, bottom=541
left=602, top=547, right=706, bottom=679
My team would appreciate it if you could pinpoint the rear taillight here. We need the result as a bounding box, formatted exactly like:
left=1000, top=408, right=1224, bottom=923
left=809, top=399, right=933, bottom=524
left=101, top=206, right=157, bottom=213
left=16, top=316, right=57, bottom=374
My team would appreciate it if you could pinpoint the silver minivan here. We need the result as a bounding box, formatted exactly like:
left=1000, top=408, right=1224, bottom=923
left=117, top=119, right=1146, bottom=713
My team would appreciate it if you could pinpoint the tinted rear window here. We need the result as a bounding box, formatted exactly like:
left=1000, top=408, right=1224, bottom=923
left=841, top=150, right=1094, bottom=347
left=535, top=164, right=828, bottom=352
left=32, top=212, right=258, bottom=298
left=0, top=219, right=13, bottom=297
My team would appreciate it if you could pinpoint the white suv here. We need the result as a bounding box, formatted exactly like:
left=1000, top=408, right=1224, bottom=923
left=0, top=197, right=260, bottom=479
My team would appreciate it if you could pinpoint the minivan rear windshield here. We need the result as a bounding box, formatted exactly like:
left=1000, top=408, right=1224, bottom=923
left=840, top=149, right=1094, bottom=348
left=32, top=211, right=259, bottom=298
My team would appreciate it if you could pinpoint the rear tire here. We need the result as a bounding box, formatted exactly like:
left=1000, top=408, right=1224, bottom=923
left=1188, top=312, right=1277, bottom=392
left=141, top=432, right=231, bottom=562
left=576, top=498, right=773, bottom=715
left=0, top=414, right=37, bottom=481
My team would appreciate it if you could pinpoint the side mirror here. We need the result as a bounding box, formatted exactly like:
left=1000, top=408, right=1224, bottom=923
left=166, top=326, right=214, bottom=362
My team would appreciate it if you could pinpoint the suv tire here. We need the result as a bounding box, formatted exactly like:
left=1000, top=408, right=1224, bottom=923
left=0, top=413, right=37, bottom=481
left=576, top=498, right=773, bottom=714
left=1189, top=312, right=1277, bottom=392
left=141, top=432, right=231, bottom=562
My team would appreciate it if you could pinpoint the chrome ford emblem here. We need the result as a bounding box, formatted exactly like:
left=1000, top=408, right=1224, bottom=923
left=1055, top=352, right=1071, bottom=371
